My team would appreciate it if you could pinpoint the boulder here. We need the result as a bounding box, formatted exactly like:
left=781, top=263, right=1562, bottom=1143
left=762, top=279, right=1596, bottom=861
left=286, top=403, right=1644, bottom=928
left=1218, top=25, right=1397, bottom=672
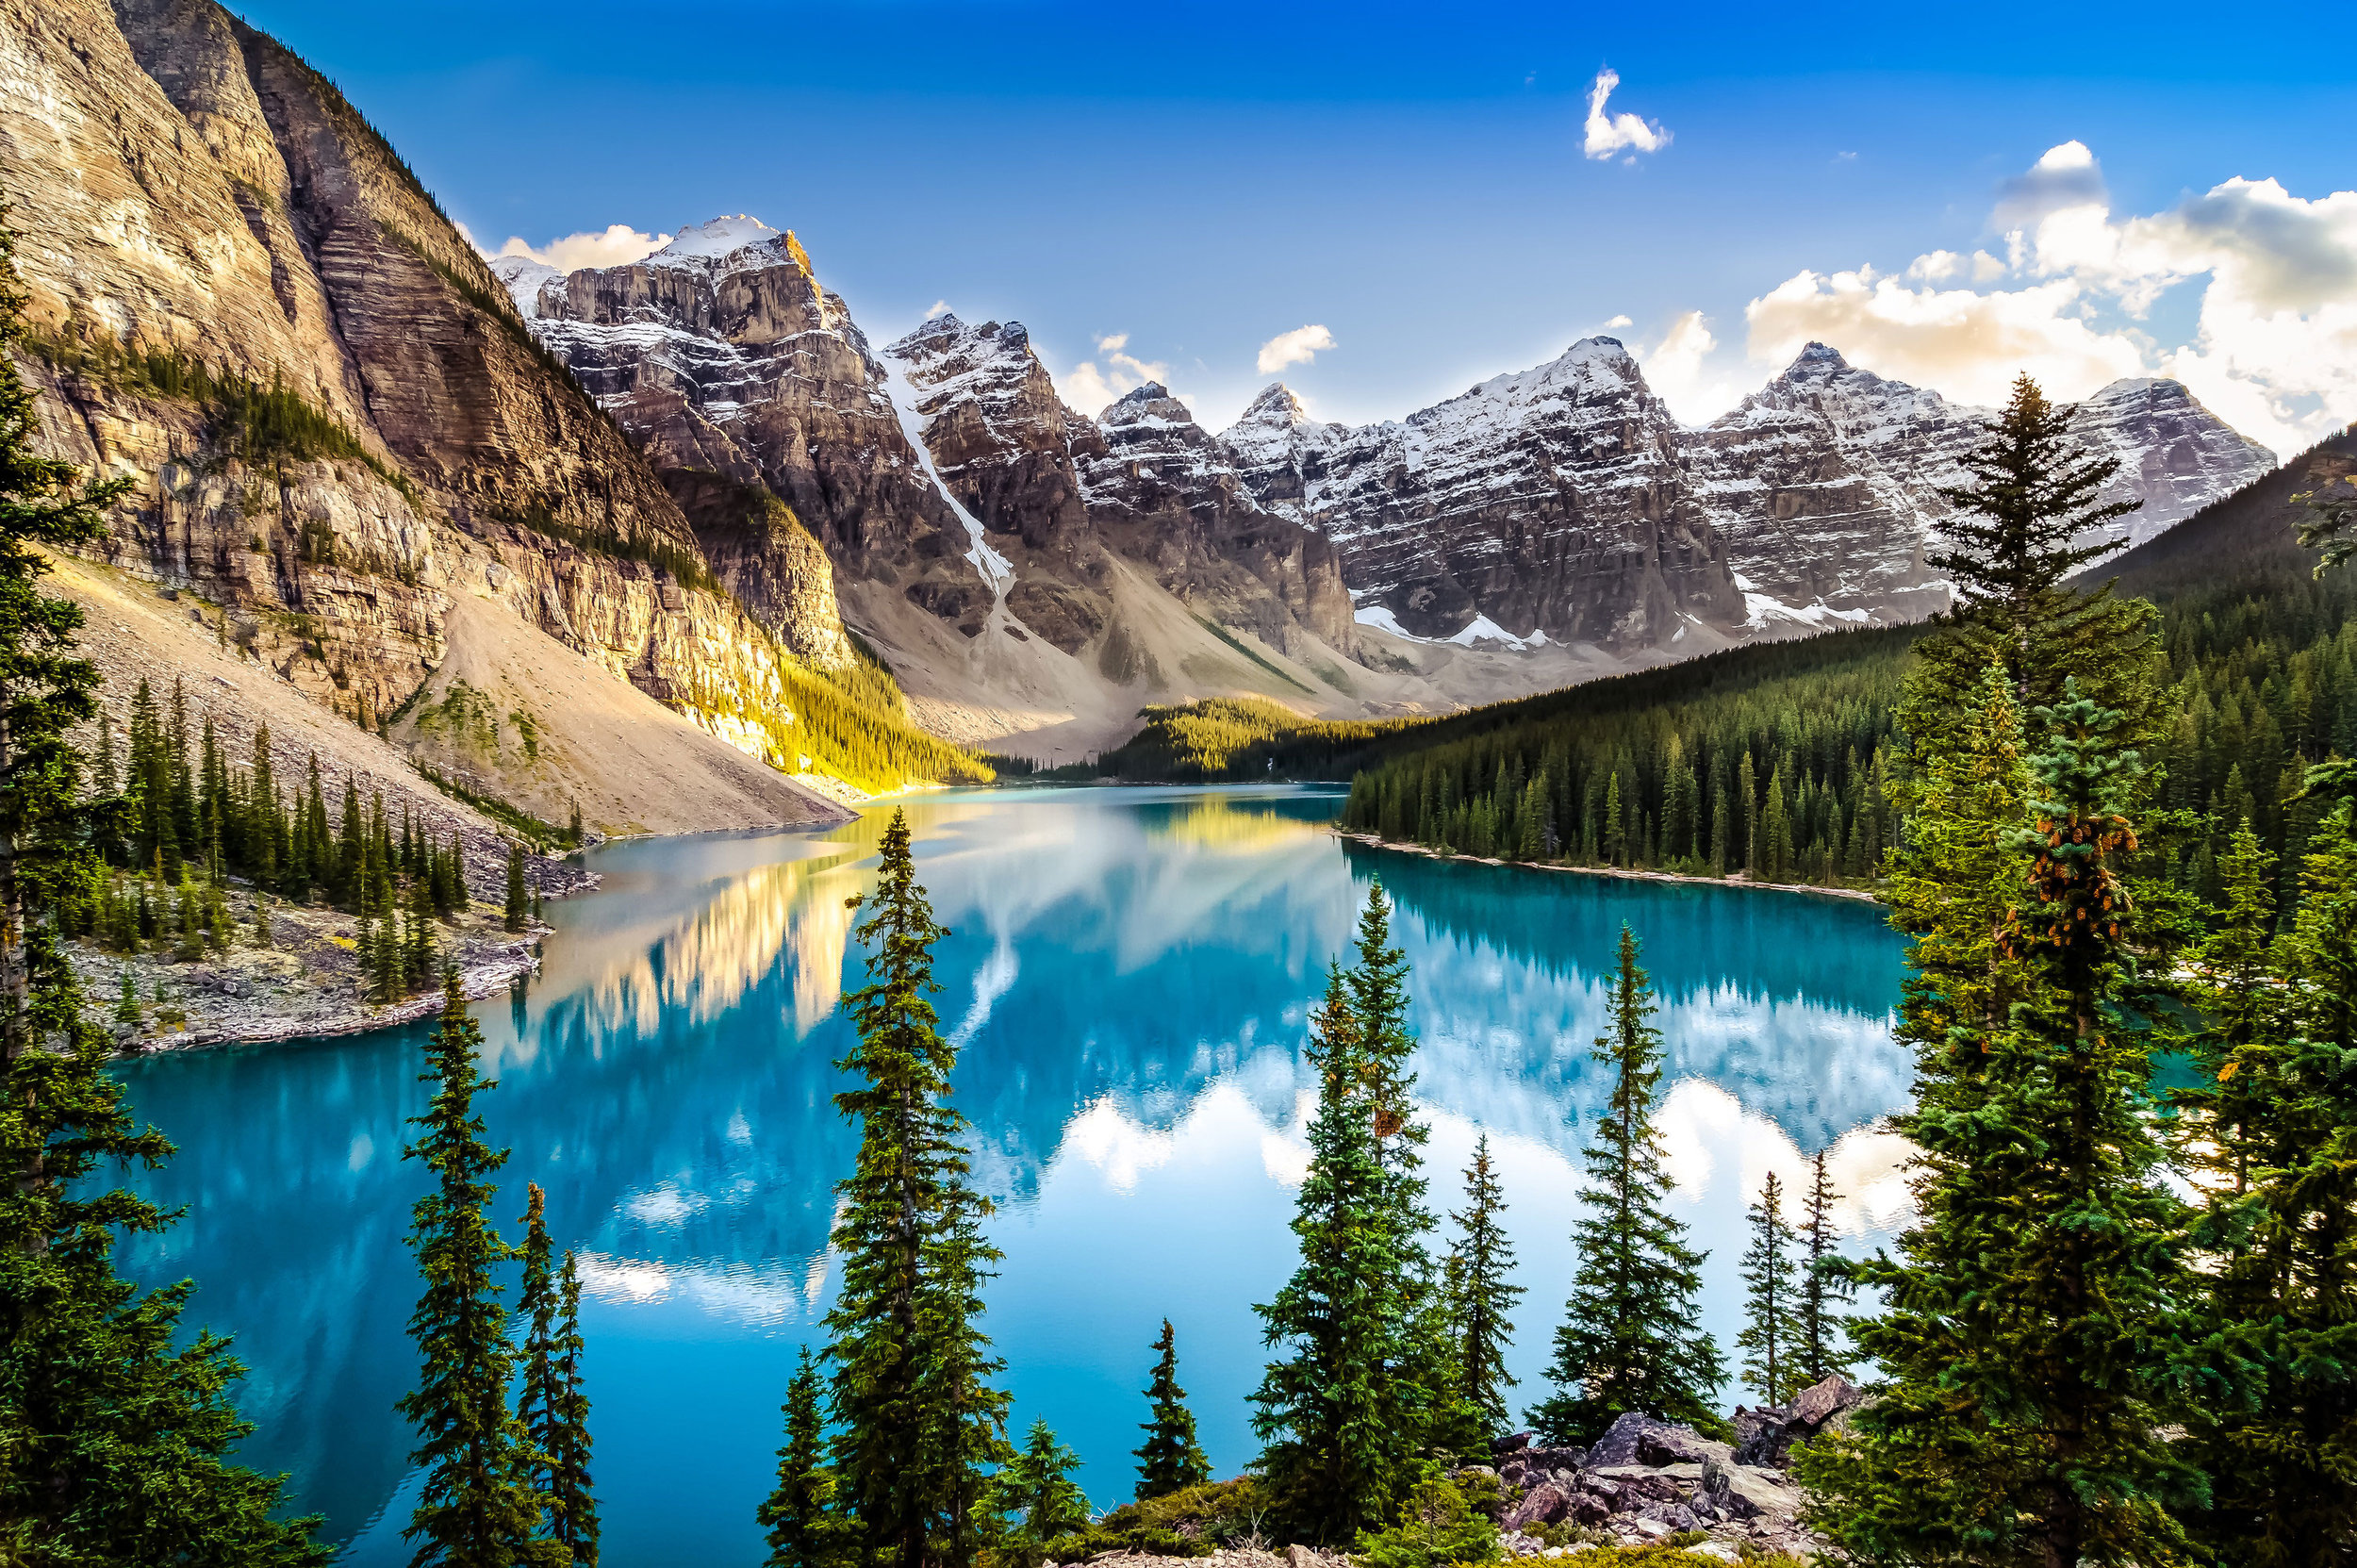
left=1586, top=1411, right=1733, bottom=1470
left=1492, top=1430, right=1533, bottom=1457
left=1502, top=1481, right=1571, bottom=1532
left=1792, top=1374, right=1862, bottom=1428
left=1719, top=1465, right=1802, bottom=1523
left=1734, top=1375, right=1863, bottom=1466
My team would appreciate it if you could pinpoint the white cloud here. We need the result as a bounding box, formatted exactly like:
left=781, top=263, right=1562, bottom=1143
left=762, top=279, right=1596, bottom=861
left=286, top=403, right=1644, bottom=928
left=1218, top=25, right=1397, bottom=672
left=1742, top=140, right=2357, bottom=456
left=1582, top=68, right=1671, bottom=162
left=1747, top=268, right=2149, bottom=408
left=1603, top=313, right=1634, bottom=329
left=1639, top=310, right=1750, bottom=424
left=1256, top=323, right=1335, bottom=374
left=1060, top=335, right=1174, bottom=417
left=490, top=223, right=665, bottom=272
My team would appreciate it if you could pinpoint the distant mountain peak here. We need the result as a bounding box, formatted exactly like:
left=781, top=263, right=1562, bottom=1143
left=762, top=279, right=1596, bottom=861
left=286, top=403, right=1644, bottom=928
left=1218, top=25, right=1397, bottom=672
left=655, top=214, right=781, bottom=257
left=1235, top=382, right=1314, bottom=427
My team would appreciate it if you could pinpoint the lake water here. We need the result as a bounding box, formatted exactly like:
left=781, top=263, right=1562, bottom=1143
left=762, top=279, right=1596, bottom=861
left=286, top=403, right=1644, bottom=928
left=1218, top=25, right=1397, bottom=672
left=109, top=785, right=1912, bottom=1564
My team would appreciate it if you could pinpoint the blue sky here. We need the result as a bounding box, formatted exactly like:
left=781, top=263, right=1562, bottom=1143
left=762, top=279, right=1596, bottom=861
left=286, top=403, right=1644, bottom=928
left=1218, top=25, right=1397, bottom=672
left=239, top=0, right=2357, bottom=448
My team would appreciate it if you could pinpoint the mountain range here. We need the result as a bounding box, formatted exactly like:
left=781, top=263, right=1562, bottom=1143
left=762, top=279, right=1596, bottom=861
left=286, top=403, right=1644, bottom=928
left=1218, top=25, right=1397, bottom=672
left=1, top=0, right=2281, bottom=802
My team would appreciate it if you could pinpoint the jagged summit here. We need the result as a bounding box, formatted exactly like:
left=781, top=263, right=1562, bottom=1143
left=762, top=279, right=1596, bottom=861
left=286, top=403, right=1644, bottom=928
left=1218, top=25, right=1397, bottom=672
left=1099, top=382, right=1197, bottom=427
left=653, top=214, right=782, bottom=259
left=1230, top=382, right=1315, bottom=428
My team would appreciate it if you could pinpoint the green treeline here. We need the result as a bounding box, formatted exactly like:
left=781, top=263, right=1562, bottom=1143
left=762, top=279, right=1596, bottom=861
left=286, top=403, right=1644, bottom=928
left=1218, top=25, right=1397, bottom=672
left=63, top=672, right=501, bottom=1004
left=1341, top=648, right=1905, bottom=883
left=29, top=331, right=417, bottom=493
left=1336, top=454, right=2357, bottom=895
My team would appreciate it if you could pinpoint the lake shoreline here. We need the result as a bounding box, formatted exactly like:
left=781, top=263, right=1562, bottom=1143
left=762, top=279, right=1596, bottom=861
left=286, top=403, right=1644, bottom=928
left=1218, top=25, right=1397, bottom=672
left=79, top=894, right=557, bottom=1057
left=1332, top=830, right=1884, bottom=904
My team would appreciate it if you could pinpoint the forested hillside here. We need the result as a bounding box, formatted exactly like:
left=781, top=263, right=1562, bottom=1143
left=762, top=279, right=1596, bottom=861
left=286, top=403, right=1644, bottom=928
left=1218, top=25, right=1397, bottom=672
left=1105, top=429, right=2357, bottom=900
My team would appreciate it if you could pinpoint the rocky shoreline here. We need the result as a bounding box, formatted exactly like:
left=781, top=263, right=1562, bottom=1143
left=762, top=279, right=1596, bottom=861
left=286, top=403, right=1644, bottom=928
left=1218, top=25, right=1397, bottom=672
left=1333, top=831, right=1880, bottom=904
left=70, top=879, right=576, bottom=1054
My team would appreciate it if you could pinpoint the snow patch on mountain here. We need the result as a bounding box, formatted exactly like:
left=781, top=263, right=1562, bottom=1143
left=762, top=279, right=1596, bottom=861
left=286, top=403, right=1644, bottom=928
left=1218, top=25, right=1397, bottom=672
left=877, top=354, right=1014, bottom=593
left=487, top=256, right=559, bottom=317
left=648, top=214, right=783, bottom=264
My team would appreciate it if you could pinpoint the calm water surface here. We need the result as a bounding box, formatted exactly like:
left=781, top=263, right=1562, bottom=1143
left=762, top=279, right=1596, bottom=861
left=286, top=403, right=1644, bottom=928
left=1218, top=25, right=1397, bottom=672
left=110, top=785, right=1911, bottom=1564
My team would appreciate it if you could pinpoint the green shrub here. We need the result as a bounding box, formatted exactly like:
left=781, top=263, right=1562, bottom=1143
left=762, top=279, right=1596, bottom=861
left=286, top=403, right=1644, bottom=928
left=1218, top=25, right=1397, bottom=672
left=1353, top=1474, right=1501, bottom=1568
left=1094, top=1477, right=1268, bottom=1549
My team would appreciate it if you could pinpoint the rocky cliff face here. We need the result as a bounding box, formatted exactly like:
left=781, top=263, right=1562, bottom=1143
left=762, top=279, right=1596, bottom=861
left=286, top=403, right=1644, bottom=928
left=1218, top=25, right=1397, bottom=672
left=1, top=0, right=860, bottom=805
left=1070, top=380, right=1358, bottom=657
left=1224, top=340, right=2272, bottom=640
left=497, top=219, right=973, bottom=581
left=1224, top=338, right=1747, bottom=650
left=2069, top=377, right=2277, bottom=553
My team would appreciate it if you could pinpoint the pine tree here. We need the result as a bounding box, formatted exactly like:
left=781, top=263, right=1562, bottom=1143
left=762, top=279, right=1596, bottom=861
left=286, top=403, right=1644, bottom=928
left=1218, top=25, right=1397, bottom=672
left=1132, top=1319, right=1211, bottom=1501
left=822, top=808, right=1008, bottom=1568
left=543, top=1251, right=599, bottom=1565
left=762, top=1348, right=846, bottom=1568
left=1531, top=926, right=1723, bottom=1444
left=1438, top=1135, right=1522, bottom=1450
left=1795, top=1151, right=1851, bottom=1388
left=1341, top=882, right=1440, bottom=1455
left=0, top=210, right=327, bottom=1567
left=408, top=873, right=437, bottom=990
left=397, top=970, right=559, bottom=1568
left=989, top=1419, right=1088, bottom=1544
left=1801, top=685, right=2197, bottom=1565
left=1252, top=967, right=1420, bottom=1542
left=1735, top=1172, right=1805, bottom=1406
left=518, top=1186, right=598, bottom=1564
left=1905, top=374, right=2160, bottom=767
left=505, top=843, right=529, bottom=933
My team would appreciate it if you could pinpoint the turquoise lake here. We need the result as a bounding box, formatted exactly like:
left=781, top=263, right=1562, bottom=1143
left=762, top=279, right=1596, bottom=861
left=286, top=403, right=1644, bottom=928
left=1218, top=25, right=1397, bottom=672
left=108, top=784, right=1913, bottom=1564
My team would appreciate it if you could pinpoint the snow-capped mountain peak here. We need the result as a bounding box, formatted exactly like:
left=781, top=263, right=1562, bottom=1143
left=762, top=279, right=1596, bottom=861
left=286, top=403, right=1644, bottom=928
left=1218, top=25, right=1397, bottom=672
left=652, top=214, right=783, bottom=260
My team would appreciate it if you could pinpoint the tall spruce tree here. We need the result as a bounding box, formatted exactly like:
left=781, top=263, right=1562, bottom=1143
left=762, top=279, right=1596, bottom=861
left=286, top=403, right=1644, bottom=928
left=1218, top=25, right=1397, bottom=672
left=822, top=808, right=1008, bottom=1568
left=1531, top=926, right=1723, bottom=1444
left=1903, top=374, right=2160, bottom=772
left=1795, top=1151, right=1852, bottom=1388
left=1252, top=967, right=1418, bottom=1542
left=1438, top=1134, right=1523, bottom=1450
left=762, top=1348, right=847, bottom=1568
left=517, top=1185, right=598, bottom=1564
left=545, top=1252, right=599, bottom=1564
left=505, top=844, right=528, bottom=932
left=1341, top=882, right=1441, bottom=1453
left=1133, top=1319, right=1211, bottom=1500
left=1801, top=686, right=2197, bottom=1566
left=0, top=213, right=328, bottom=1567
left=1735, top=1172, right=1805, bottom=1407
left=398, top=970, right=559, bottom=1568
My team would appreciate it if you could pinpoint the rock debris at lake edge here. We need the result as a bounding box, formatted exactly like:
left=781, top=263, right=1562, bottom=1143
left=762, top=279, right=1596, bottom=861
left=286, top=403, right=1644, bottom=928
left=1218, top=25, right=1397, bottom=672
left=1044, top=1379, right=1859, bottom=1567
left=69, top=883, right=570, bottom=1052
left=1333, top=830, right=1880, bottom=902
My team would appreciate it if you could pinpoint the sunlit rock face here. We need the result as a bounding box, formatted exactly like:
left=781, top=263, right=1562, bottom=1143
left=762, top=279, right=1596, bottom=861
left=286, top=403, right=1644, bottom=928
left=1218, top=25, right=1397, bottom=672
left=7, top=0, right=857, bottom=764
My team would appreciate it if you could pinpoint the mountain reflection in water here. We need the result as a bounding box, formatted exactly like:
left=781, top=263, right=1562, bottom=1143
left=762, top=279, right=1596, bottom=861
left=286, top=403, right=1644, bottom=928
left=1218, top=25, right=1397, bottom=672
left=107, top=785, right=1910, bottom=1567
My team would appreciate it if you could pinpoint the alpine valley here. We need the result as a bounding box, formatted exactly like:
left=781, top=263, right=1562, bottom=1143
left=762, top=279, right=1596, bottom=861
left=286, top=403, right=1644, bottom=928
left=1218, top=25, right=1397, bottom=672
left=2, top=0, right=2275, bottom=795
